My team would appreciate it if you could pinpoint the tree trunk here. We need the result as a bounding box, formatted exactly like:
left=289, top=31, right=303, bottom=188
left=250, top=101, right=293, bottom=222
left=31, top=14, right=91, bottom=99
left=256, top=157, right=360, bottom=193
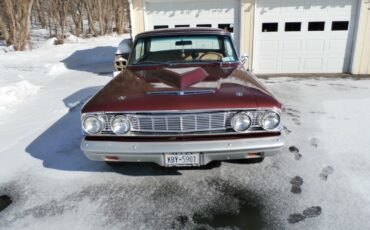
left=16, top=0, right=34, bottom=50
left=70, top=0, right=84, bottom=37
left=34, top=0, right=46, bottom=28
left=2, top=0, right=16, bottom=45
left=85, top=0, right=97, bottom=35
left=115, top=1, right=124, bottom=35
left=0, top=15, right=10, bottom=43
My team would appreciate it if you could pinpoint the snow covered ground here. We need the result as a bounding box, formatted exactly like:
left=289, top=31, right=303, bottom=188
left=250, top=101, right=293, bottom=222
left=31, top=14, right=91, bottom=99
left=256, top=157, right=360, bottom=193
left=0, top=35, right=370, bottom=230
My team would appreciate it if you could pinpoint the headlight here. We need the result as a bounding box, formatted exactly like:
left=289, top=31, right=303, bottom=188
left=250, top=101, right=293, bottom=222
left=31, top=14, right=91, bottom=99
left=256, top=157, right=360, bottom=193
left=231, top=113, right=251, bottom=132
left=111, top=115, right=131, bottom=135
left=82, top=116, right=103, bottom=134
left=260, top=112, right=280, bottom=130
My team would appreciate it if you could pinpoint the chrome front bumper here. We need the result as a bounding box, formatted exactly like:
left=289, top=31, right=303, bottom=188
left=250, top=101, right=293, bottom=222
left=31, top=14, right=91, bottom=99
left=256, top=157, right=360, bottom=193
left=81, top=136, right=285, bottom=166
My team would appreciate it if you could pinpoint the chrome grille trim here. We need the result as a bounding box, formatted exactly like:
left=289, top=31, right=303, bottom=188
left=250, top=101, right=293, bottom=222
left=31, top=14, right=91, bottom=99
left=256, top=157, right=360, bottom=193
left=128, top=112, right=228, bottom=133
left=101, top=110, right=264, bottom=134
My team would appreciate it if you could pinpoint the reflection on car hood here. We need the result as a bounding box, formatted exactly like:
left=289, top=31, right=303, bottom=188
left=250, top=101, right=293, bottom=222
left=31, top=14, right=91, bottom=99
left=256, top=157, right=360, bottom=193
left=82, top=64, right=281, bottom=113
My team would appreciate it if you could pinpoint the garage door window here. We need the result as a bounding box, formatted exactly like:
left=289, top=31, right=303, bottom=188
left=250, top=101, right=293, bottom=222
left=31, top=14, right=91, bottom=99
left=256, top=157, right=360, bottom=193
left=218, top=24, right=234, bottom=32
left=154, top=25, right=169, bottom=29
left=308, top=22, right=325, bottom=31
left=262, top=23, right=278, bottom=32
left=197, top=24, right=212, bottom=27
left=285, top=22, right=301, bottom=32
left=332, top=21, right=349, bottom=31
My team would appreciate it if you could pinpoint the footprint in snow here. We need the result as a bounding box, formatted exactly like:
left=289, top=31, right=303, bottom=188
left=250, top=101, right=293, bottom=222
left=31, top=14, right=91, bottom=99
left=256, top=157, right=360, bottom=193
left=290, top=176, right=304, bottom=194
left=283, top=126, right=292, bottom=134
left=292, top=118, right=301, bottom=125
left=303, top=206, right=322, bottom=218
left=288, top=213, right=306, bottom=224
left=289, top=146, right=302, bottom=160
left=288, top=206, right=322, bottom=224
left=320, top=166, right=334, bottom=181
left=310, top=138, right=319, bottom=148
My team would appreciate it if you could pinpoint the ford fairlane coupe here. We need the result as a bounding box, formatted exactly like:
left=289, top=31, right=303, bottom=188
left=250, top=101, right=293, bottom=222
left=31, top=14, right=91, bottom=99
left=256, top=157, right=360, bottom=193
left=80, top=28, right=284, bottom=167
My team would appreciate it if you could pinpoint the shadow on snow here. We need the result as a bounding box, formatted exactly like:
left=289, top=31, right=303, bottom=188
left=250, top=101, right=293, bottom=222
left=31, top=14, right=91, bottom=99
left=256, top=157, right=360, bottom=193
left=25, top=87, right=220, bottom=176
left=61, top=46, right=117, bottom=75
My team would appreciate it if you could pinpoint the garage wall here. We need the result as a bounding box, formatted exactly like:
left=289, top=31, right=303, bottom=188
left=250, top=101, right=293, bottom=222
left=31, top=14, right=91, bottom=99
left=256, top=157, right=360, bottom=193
left=129, top=0, right=254, bottom=67
left=240, top=0, right=255, bottom=70
left=129, top=0, right=145, bottom=37
left=351, top=1, right=370, bottom=74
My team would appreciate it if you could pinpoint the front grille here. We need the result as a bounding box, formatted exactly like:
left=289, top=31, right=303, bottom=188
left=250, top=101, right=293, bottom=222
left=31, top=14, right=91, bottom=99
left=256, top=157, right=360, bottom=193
left=128, top=112, right=228, bottom=133
left=102, top=110, right=263, bottom=135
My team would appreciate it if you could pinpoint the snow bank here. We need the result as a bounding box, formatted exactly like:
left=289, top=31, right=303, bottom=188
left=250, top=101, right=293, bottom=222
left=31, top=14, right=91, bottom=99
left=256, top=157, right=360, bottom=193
left=46, top=63, right=67, bottom=76
left=0, top=80, right=41, bottom=119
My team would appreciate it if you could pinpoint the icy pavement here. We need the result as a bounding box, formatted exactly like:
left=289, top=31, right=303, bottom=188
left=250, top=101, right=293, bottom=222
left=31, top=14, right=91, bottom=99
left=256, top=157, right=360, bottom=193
left=1, top=37, right=370, bottom=229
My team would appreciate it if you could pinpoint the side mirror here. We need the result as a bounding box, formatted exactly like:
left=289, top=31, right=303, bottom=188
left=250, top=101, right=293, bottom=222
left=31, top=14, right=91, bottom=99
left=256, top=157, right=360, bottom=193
left=240, top=53, right=249, bottom=66
left=115, top=38, right=133, bottom=72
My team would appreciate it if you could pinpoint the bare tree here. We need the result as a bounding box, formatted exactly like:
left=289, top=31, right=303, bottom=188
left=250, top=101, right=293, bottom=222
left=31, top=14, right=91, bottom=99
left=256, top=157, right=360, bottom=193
left=17, top=0, right=35, bottom=50
left=0, top=0, right=34, bottom=50
left=33, top=0, right=46, bottom=28
left=85, top=0, right=97, bottom=35
left=69, top=0, right=84, bottom=36
left=0, top=0, right=131, bottom=50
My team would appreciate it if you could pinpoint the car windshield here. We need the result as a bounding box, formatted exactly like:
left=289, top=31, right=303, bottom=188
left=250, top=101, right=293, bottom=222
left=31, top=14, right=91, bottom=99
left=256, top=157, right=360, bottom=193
left=128, top=35, right=238, bottom=65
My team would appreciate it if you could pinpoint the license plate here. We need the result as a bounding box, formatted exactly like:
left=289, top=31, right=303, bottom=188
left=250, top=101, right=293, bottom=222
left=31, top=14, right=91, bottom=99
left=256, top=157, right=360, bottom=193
left=164, top=153, right=200, bottom=167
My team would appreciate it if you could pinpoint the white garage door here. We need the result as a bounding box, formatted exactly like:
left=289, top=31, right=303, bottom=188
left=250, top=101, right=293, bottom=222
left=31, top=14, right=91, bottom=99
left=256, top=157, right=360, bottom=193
left=253, top=0, right=359, bottom=73
left=144, top=0, right=240, bottom=50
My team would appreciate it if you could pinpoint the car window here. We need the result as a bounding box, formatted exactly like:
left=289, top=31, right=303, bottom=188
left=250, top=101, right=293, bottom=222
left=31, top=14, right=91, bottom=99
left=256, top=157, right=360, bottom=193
left=129, top=35, right=238, bottom=65
left=223, top=36, right=236, bottom=62
left=150, top=36, right=220, bottom=52
left=132, top=39, right=145, bottom=63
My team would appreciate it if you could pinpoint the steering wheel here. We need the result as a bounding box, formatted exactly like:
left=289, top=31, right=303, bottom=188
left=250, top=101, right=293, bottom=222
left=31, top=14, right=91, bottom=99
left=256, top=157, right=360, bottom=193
left=199, top=52, right=223, bottom=61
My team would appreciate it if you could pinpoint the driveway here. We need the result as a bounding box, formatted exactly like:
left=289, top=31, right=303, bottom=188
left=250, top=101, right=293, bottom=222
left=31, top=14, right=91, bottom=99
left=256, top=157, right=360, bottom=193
left=0, top=37, right=370, bottom=229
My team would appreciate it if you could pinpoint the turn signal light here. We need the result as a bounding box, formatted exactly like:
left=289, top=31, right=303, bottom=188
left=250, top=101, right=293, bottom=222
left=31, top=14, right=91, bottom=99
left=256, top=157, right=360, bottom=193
left=104, top=156, right=119, bottom=161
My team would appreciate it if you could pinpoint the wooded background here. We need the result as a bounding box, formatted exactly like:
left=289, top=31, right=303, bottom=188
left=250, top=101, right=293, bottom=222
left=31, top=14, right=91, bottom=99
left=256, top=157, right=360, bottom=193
left=0, top=0, right=130, bottom=51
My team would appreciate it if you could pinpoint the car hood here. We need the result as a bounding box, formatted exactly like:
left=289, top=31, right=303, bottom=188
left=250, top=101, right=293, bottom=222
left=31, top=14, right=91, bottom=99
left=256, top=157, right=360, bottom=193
left=82, top=64, right=281, bottom=113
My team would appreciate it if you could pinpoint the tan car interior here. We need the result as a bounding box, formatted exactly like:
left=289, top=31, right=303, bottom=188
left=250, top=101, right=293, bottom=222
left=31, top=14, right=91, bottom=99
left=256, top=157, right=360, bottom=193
left=143, top=50, right=224, bottom=62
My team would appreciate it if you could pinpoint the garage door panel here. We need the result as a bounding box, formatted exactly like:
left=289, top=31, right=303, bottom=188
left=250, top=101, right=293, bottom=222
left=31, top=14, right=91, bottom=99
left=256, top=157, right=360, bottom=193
left=284, top=0, right=304, bottom=14
left=145, top=0, right=240, bottom=50
left=305, top=40, right=325, bottom=53
left=303, top=58, right=324, bottom=70
left=326, top=57, right=346, bottom=70
left=258, top=59, right=278, bottom=71
left=254, top=0, right=358, bottom=73
left=281, top=58, right=300, bottom=70
left=327, top=40, right=347, bottom=53
left=260, top=40, right=279, bottom=53
left=282, top=40, right=302, bottom=53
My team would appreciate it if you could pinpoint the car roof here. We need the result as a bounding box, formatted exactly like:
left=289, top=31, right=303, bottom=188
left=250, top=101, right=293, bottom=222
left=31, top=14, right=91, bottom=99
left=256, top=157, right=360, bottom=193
left=135, top=27, right=231, bottom=38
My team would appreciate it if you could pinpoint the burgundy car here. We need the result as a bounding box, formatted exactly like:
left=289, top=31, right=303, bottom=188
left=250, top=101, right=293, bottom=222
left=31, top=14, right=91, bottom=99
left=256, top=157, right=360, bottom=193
left=80, top=28, right=284, bottom=167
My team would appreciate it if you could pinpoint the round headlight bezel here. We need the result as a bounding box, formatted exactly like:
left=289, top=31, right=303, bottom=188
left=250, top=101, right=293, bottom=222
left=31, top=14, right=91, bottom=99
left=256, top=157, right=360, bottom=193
left=82, top=115, right=103, bottom=135
left=231, top=112, right=252, bottom=133
left=259, top=111, right=280, bottom=130
left=111, top=115, right=131, bottom=135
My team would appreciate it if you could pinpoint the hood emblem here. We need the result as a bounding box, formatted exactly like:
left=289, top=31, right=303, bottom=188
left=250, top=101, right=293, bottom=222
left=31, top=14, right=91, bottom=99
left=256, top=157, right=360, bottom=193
left=235, top=92, right=243, bottom=97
